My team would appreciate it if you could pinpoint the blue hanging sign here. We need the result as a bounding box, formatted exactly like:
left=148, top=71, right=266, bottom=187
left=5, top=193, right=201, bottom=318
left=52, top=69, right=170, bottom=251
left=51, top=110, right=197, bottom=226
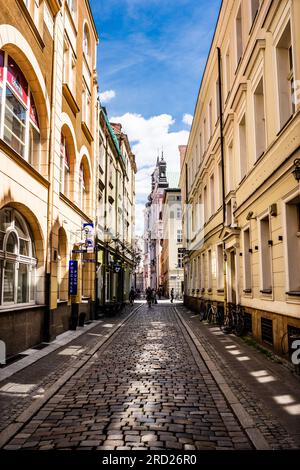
left=69, top=260, right=78, bottom=296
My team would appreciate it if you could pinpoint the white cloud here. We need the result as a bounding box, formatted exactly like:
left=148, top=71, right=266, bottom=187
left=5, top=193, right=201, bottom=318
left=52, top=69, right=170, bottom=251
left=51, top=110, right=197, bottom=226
left=110, top=112, right=189, bottom=235
left=182, top=113, right=193, bottom=126
left=99, top=89, right=116, bottom=103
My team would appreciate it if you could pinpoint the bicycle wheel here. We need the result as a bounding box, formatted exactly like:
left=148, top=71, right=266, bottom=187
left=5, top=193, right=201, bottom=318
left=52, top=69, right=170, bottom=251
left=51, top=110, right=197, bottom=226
left=234, top=317, right=245, bottom=336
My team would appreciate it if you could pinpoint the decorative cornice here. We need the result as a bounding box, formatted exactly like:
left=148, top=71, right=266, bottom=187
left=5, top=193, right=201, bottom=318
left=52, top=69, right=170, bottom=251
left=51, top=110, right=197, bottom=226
left=81, top=121, right=94, bottom=143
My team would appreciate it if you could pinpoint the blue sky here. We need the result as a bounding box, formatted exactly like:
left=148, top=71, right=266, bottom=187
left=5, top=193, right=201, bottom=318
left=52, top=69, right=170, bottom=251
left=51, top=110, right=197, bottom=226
left=89, top=0, right=222, bottom=233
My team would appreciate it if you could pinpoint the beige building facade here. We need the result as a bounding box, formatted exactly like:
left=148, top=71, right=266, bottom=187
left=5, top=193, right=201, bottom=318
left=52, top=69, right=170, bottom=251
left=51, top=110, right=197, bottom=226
left=180, top=0, right=300, bottom=359
left=161, top=189, right=184, bottom=300
left=0, top=0, right=136, bottom=360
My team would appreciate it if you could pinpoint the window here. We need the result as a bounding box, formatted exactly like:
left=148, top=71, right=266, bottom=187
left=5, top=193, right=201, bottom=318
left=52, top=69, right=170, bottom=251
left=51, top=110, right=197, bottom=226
left=176, top=207, right=182, bottom=219
left=259, top=216, right=272, bottom=293
left=276, top=21, right=295, bottom=129
left=236, top=5, right=243, bottom=67
left=177, top=229, right=182, bottom=243
left=0, top=208, right=36, bottom=306
left=216, top=79, right=220, bottom=120
left=208, top=250, right=212, bottom=290
left=243, top=228, right=252, bottom=291
left=225, top=47, right=231, bottom=97
left=177, top=249, right=183, bottom=268
left=63, top=37, right=76, bottom=94
left=218, top=161, right=222, bottom=208
left=67, top=0, right=76, bottom=18
left=238, top=113, right=247, bottom=180
left=83, top=24, right=90, bottom=59
left=57, top=228, right=68, bottom=301
left=82, top=80, right=91, bottom=127
left=250, top=0, right=260, bottom=25
left=79, top=163, right=87, bottom=212
left=0, top=52, right=41, bottom=166
left=217, top=244, right=224, bottom=290
left=208, top=100, right=213, bottom=138
left=285, top=197, right=300, bottom=293
left=60, top=134, right=70, bottom=196
left=203, top=186, right=208, bottom=222
left=199, top=132, right=203, bottom=161
left=254, top=77, right=266, bottom=159
left=203, top=118, right=207, bottom=150
left=210, top=174, right=215, bottom=215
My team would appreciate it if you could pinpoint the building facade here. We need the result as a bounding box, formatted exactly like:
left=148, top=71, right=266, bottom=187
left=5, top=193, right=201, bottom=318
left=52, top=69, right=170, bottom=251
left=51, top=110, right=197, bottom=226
left=0, top=0, right=136, bottom=360
left=143, top=155, right=169, bottom=290
left=180, top=0, right=300, bottom=359
left=161, top=189, right=184, bottom=299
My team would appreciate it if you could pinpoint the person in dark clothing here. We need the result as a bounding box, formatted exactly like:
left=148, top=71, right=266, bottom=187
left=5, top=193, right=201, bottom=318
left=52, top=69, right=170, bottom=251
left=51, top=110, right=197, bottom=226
left=170, top=288, right=174, bottom=303
left=146, top=287, right=152, bottom=308
left=129, top=288, right=135, bottom=305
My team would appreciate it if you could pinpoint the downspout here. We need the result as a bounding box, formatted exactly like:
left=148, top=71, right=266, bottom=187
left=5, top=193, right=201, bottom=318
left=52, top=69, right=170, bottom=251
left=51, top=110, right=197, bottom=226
left=45, top=9, right=60, bottom=342
left=217, top=47, right=227, bottom=318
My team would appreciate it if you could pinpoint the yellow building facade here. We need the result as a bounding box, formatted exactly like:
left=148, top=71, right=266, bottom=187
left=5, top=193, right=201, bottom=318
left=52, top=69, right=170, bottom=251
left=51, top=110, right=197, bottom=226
left=0, top=1, right=136, bottom=360
left=180, top=0, right=300, bottom=359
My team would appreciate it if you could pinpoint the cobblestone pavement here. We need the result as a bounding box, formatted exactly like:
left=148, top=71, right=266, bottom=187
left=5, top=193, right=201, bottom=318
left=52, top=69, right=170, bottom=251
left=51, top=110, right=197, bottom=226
left=3, top=305, right=253, bottom=450
left=176, top=305, right=300, bottom=449
left=0, top=306, right=135, bottom=434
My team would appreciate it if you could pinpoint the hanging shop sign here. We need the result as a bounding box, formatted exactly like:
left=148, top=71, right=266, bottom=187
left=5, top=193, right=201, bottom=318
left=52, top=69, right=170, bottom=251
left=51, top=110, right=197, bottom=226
left=69, top=260, right=78, bottom=295
left=83, top=223, right=94, bottom=250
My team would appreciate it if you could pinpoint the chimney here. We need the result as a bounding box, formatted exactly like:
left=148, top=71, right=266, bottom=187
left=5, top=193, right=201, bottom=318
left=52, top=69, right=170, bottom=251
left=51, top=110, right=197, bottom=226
left=178, top=145, right=187, bottom=169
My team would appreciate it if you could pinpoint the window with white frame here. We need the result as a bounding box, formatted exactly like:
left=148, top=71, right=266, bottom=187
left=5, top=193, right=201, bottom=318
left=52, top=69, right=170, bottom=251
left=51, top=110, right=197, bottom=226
left=243, top=227, right=252, bottom=291
left=276, top=21, right=295, bottom=129
left=259, top=215, right=272, bottom=293
left=0, top=52, right=41, bottom=168
left=225, top=46, right=231, bottom=97
left=216, top=79, right=220, bottom=121
left=63, top=36, right=76, bottom=94
left=285, top=196, right=300, bottom=293
left=203, top=185, right=208, bottom=222
left=60, top=133, right=70, bottom=196
left=226, top=140, right=233, bottom=193
left=201, top=252, right=205, bottom=289
left=236, top=4, right=243, bottom=67
left=67, top=0, right=77, bottom=18
left=254, top=76, right=266, bottom=159
left=0, top=207, right=36, bottom=306
left=218, top=161, right=222, bottom=208
left=177, top=229, right=182, bottom=243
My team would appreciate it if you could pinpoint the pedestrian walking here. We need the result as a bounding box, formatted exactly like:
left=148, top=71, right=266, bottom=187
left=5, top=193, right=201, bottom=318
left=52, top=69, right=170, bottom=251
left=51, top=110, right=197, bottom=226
left=170, top=288, right=174, bottom=303
left=146, top=287, right=152, bottom=308
left=154, top=290, right=158, bottom=304
left=129, top=287, right=135, bottom=305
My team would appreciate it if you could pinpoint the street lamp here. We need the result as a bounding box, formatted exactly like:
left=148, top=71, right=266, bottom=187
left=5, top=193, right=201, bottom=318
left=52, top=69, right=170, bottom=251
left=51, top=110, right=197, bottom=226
left=292, top=158, right=300, bottom=182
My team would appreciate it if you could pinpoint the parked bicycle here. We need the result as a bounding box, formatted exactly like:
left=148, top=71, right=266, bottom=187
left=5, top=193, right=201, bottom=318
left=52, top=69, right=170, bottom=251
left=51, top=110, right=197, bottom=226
left=221, top=303, right=245, bottom=336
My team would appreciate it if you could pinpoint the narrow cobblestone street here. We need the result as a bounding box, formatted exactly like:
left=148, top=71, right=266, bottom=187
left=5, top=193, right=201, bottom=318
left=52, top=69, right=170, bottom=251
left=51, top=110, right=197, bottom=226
left=1, top=302, right=300, bottom=452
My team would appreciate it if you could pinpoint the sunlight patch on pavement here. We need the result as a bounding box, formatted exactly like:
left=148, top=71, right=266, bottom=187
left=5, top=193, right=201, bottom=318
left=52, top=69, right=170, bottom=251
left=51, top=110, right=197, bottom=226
left=250, top=369, right=276, bottom=383
left=225, top=345, right=237, bottom=349
left=236, top=356, right=251, bottom=361
left=228, top=349, right=242, bottom=355
left=284, top=404, right=300, bottom=415
left=103, top=323, right=114, bottom=328
left=58, top=345, right=86, bottom=356
left=273, top=395, right=294, bottom=405
left=0, top=382, right=36, bottom=395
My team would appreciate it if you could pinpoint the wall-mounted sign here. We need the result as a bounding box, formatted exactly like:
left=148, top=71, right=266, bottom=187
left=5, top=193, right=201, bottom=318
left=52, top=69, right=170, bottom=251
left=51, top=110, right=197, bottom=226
left=69, top=260, right=78, bottom=296
left=83, top=223, right=94, bottom=250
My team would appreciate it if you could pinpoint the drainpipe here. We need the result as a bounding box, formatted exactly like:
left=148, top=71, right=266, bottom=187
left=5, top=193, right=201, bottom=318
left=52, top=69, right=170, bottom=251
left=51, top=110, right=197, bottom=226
left=217, top=47, right=228, bottom=319
left=44, top=9, right=61, bottom=342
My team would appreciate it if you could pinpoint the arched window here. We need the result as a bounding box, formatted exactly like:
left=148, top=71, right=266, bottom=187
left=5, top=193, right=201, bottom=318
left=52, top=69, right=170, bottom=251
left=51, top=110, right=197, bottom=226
left=79, top=163, right=87, bottom=212
left=0, top=208, right=37, bottom=306
left=0, top=51, right=41, bottom=169
left=60, top=133, right=70, bottom=196
left=57, top=228, right=68, bottom=301
left=83, top=24, right=90, bottom=59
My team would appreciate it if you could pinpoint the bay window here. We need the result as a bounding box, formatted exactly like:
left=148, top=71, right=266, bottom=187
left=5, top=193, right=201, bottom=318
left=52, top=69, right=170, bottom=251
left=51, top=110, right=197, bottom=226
left=0, top=207, right=37, bottom=307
